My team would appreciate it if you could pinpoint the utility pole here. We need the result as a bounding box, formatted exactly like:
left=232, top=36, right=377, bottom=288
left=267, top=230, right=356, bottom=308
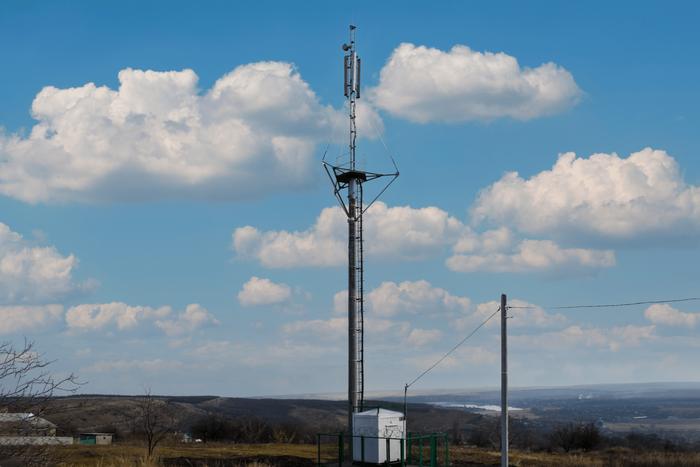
left=501, top=293, right=508, bottom=467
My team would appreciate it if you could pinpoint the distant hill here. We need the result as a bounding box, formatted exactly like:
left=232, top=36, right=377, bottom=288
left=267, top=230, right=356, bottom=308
left=50, top=395, right=481, bottom=436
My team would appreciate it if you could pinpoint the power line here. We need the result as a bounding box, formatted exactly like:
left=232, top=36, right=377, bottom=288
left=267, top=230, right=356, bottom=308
left=406, top=307, right=500, bottom=389
left=508, top=297, right=700, bottom=310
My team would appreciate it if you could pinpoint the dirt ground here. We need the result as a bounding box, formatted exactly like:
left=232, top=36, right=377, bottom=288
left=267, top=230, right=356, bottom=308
left=162, top=454, right=317, bottom=467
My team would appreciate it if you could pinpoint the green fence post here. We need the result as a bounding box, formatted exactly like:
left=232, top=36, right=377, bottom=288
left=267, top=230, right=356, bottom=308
left=430, top=435, right=436, bottom=467
left=318, top=434, right=321, bottom=467
left=407, top=434, right=412, bottom=464
left=419, top=437, right=423, bottom=467
left=361, top=436, right=365, bottom=467
left=386, top=438, right=391, bottom=467
left=400, top=438, right=405, bottom=467
left=445, top=434, right=449, bottom=467
left=339, top=432, right=344, bottom=467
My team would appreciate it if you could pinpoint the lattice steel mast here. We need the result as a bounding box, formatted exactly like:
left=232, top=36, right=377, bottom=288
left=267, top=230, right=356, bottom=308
left=322, top=25, right=399, bottom=450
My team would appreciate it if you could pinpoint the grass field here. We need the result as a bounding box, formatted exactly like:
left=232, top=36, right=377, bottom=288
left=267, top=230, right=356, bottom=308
left=54, top=442, right=700, bottom=467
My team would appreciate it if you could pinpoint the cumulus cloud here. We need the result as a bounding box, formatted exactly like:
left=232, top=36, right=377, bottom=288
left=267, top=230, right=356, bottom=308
left=238, top=277, right=292, bottom=307
left=0, top=305, right=63, bottom=333
left=511, top=324, right=657, bottom=352
left=283, top=317, right=347, bottom=341
left=188, top=340, right=231, bottom=358
left=82, top=359, right=185, bottom=373
left=366, top=280, right=472, bottom=318
left=645, top=304, right=700, bottom=327
left=0, top=64, right=378, bottom=204
left=232, top=207, right=346, bottom=268
left=232, top=203, right=612, bottom=275
left=405, top=346, right=498, bottom=370
left=472, top=149, right=700, bottom=247
left=404, top=328, right=443, bottom=347
left=446, top=239, right=615, bottom=276
left=66, top=302, right=171, bottom=331
left=366, top=43, right=582, bottom=123
left=66, top=301, right=218, bottom=335
left=339, top=280, right=565, bottom=329
left=0, top=223, right=98, bottom=304
left=450, top=298, right=567, bottom=331
left=154, top=304, right=220, bottom=336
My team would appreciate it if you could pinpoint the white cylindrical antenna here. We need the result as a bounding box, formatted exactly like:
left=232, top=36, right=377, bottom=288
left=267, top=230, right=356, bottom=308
left=344, top=55, right=349, bottom=97
left=356, top=58, right=361, bottom=98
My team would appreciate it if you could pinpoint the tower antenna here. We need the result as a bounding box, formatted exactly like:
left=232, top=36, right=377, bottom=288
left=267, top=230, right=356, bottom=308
left=322, top=25, right=399, bottom=455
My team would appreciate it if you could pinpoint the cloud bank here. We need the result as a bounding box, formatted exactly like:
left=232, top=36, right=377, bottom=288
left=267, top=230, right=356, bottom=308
left=238, top=277, right=292, bottom=307
left=0, top=222, right=98, bottom=304
left=367, top=43, right=583, bottom=123
left=0, top=64, right=367, bottom=204
left=65, top=301, right=218, bottom=335
left=232, top=203, right=614, bottom=276
left=472, top=148, right=700, bottom=247
left=645, top=304, right=700, bottom=327
left=0, top=305, right=64, bottom=333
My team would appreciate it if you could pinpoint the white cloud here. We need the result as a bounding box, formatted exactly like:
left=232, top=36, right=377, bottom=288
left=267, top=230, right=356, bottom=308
left=450, top=298, right=567, bottom=330
left=644, top=304, right=699, bottom=327
left=154, top=303, right=220, bottom=336
left=404, top=328, right=443, bottom=347
left=238, top=277, right=292, bottom=307
left=232, top=207, right=346, bottom=268
left=366, top=43, right=582, bottom=123
left=0, top=64, right=367, bottom=204
left=232, top=203, right=611, bottom=275
left=0, top=304, right=63, bottom=333
left=75, top=348, right=91, bottom=356
left=66, top=302, right=171, bottom=331
left=511, top=324, right=657, bottom=352
left=268, top=342, right=340, bottom=358
left=366, top=280, right=472, bottom=318
left=188, top=340, right=231, bottom=358
left=82, top=359, right=185, bottom=373
left=446, top=239, right=615, bottom=276
left=65, top=301, right=218, bottom=336
left=282, top=317, right=347, bottom=341
left=472, top=149, right=700, bottom=247
left=405, top=346, right=498, bottom=371
left=333, top=290, right=348, bottom=315
left=0, top=223, right=98, bottom=305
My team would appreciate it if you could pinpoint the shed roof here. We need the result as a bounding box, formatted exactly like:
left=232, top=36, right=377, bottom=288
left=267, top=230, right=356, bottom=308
left=354, top=408, right=403, bottom=418
left=0, top=413, right=56, bottom=428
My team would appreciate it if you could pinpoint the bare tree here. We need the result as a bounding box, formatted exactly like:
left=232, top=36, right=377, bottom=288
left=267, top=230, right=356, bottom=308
left=576, top=422, right=602, bottom=452
left=467, top=415, right=532, bottom=451
left=136, top=386, right=185, bottom=458
left=190, top=413, right=237, bottom=443
left=550, top=421, right=581, bottom=453
left=0, top=339, right=85, bottom=467
left=238, top=415, right=270, bottom=444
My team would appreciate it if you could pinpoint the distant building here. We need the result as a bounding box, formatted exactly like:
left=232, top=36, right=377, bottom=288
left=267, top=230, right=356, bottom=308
left=78, top=433, right=113, bottom=445
left=0, top=414, right=56, bottom=437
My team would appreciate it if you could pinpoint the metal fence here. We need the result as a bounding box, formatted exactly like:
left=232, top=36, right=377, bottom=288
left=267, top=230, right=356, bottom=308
left=317, top=432, right=449, bottom=467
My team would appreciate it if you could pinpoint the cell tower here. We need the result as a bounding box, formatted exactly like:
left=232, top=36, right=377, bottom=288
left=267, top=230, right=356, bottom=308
left=322, top=25, right=399, bottom=447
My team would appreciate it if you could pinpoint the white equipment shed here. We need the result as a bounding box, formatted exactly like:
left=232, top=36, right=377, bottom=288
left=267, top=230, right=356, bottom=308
left=352, top=408, right=405, bottom=464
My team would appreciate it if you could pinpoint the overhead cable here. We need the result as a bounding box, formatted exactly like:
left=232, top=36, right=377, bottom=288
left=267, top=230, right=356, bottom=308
left=406, top=307, right=500, bottom=389
left=508, top=297, right=700, bottom=310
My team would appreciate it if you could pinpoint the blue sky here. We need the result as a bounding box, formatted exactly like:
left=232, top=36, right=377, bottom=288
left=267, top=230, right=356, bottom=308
left=1, top=0, right=700, bottom=397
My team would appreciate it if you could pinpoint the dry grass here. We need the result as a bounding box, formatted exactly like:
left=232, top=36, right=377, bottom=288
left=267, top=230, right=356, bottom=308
left=57, top=443, right=700, bottom=467
left=450, top=446, right=700, bottom=467
left=59, top=443, right=317, bottom=467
